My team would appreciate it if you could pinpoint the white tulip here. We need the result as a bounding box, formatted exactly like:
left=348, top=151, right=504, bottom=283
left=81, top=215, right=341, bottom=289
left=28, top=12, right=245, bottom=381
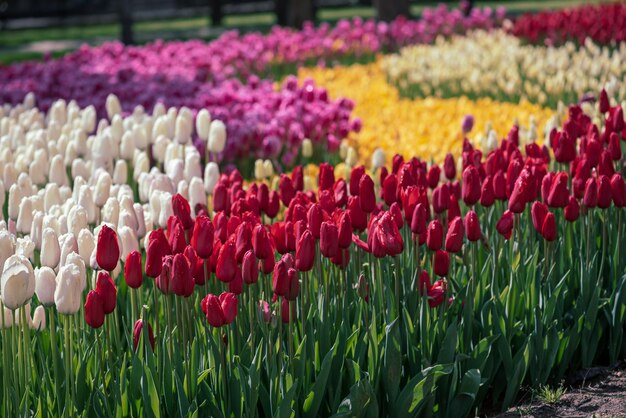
left=120, top=131, right=135, bottom=160
left=204, top=162, right=219, bottom=194
left=54, top=263, right=83, bottom=315
left=301, top=138, right=313, bottom=158
left=119, top=226, right=139, bottom=261
left=67, top=205, right=88, bottom=238
left=263, top=160, right=274, bottom=178
left=44, top=183, right=62, bottom=212
left=29, top=161, right=46, bottom=185
left=65, top=252, right=87, bottom=293
left=102, top=197, right=120, bottom=226
left=8, top=183, right=22, bottom=220
left=49, top=154, right=68, bottom=186
left=30, top=211, right=44, bottom=249
left=94, top=171, right=112, bottom=207
left=1, top=255, right=35, bottom=310
left=30, top=305, right=45, bottom=330
left=16, top=197, right=34, bottom=234
left=41, top=228, right=61, bottom=269
left=35, top=266, right=56, bottom=306
left=166, top=159, right=184, bottom=186
left=196, top=109, right=211, bottom=141
left=132, top=125, right=148, bottom=150
left=106, top=94, right=122, bottom=121
left=58, top=233, right=78, bottom=269
left=176, top=180, right=189, bottom=201
left=158, top=192, right=173, bottom=228
left=184, top=153, right=202, bottom=181
left=208, top=120, right=226, bottom=153
left=78, top=185, right=96, bottom=224
left=254, top=159, right=265, bottom=180
left=152, top=135, right=169, bottom=163
left=174, top=114, right=191, bottom=144
left=113, top=159, right=128, bottom=185
left=188, top=178, right=206, bottom=216
left=16, top=237, right=35, bottom=261
left=133, top=152, right=150, bottom=181
left=81, top=105, right=96, bottom=133
left=371, top=148, right=386, bottom=170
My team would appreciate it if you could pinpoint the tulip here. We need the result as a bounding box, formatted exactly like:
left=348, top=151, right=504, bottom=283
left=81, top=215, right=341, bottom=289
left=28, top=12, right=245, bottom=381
left=433, top=250, right=450, bottom=277
left=156, top=255, right=174, bottom=294
left=257, top=300, right=271, bottom=323
left=610, top=174, right=626, bottom=208
left=318, top=163, right=335, bottom=191
left=216, top=240, right=237, bottom=282
left=541, top=212, right=557, bottom=242
left=347, top=196, right=367, bottom=231
left=242, top=250, right=258, bottom=285
left=85, top=290, right=105, bottom=328
left=201, top=292, right=238, bottom=327
left=77, top=229, right=95, bottom=266
left=116, top=244, right=138, bottom=286
left=410, top=203, right=428, bottom=235
left=583, top=178, right=598, bottom=208
left=337, top=212, right=353, bottom=249
left=35, top=267, right=56, bottom=306
left=564, top=195, right=580, bottom=222
left=376, top=212, right=404, bottom=256
left=285, top=268, right=300, bottom=301
left=462, top=166, right=481, bottom=206
left=279, top=174, right=296, bottom=207
left=371, top=148, right=386, bottom=171
left=41, top=228, right=61, bottom=269
left=547, top=172, right=569, bottom=208
left=444, top=153, right=456, bottom=180
left=426, top=219, right=443, bottom=251
left=349, top=166, right=366, bottom=196
left=145, top=230, right=169, bottom=278
left=1, top=255, right=35, bottom=310
left=208, top=120, right=226, bottom=153
left=172, top=194, right=193, bottom=230
left=204, top=162, right=220, bottom=194
left=31, top=305, right=46, bottom=330
left=235, top=223, right=253, bottom=262
left=96, top=224, right=120, bottom=271
left=445, top=217, right=464, bottom=253
left=133, top=319, right=155, bottom=351
left=496, top=210, right=515, bottom=240
left=599, top=89, right=610, bottom=113
left=320, top=221, right=339, bottom=258
left=597, top=175, right=612, bottom=209
left=54, top=263, right=83, bottom=314
left=281, top=297, right=297, bottom=324
left=95, top=271, right=116, bottom=314
left=427, top=279, right=447, bottom=308
left=171, top=253, right=194, bottom=297
left=531, top=201, right=549, bottom=234
left=359, top=174, right=376, bottom=213
left=464, top=211, right=481, bottom=241
left=293, top=229, right=314, bottom=271
left=480, top=175, right=495, bottom=207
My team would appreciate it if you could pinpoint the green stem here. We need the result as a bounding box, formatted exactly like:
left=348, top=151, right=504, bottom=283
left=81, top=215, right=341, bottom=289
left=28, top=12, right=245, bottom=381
left=63, top=315, right=73, bottom=417
left=49, top=309, right=62, bottom=417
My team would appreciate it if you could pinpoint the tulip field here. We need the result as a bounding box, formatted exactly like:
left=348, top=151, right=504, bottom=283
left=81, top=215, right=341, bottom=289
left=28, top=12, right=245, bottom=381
left=1, top=2, right=626, bottom=417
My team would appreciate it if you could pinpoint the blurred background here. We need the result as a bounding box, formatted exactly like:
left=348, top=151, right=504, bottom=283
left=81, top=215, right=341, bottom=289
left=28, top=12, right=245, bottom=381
left=0, top=0, right=614, bottom=64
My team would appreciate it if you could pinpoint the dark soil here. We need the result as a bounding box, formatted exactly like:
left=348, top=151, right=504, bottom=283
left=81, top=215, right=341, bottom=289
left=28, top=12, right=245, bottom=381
left=492, top=363, right=626, bottom=418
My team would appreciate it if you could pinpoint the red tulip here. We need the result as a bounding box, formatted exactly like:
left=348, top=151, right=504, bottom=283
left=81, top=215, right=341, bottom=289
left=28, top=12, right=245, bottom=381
left=213, top=183, right=229, bottom=213
left=608, top=132, right=622, bottom=161
left=480, top=175, right=495, bottom=207
left=96, top=224, right=119, bottom=271
left=319, top=189, right=336, bottom=213
left=444, top=153, right=456, bottom=180
left=376, top=212, right=404, bottom=256
left=171, top=253, right=194, bottom=297
left=410, top=203, right=428, bottom=235
left=359, top=174, right=376, bottom=213
left=564, top=195, right=580, bottom=222
left=612, top=106, right=624, bottom=131
left=266, top=191, right=280, bottom=219
left=201, top=292, right=238, bottom=327
left=318, top=163, right=335, bottom=191
left=426, top=219, right=443, bottom=251
left=389, top=202, right=404, bottom=229
left=444, top=217, right=464, bottom=253
left=464, top=210, right=481, bottom=242
left=493, top=171, right=507, bottom=200
left=85, top=290, right=105, bottom=328
left=320, top=221, right=339, bottom=258
left=279, top=174, right=296, bottom=207
left=337, top=212, right=353, bottom=249
left=257, top=183, right=269, bottom=212
left=95, top=271, right=116, bottom=314
left=349, top=165, right=365, bottom=196
left=242, top=250, right=258, bottom=284
left=541, top=212, right=557, bottom=242
left=272, top=259, right=288, bottom=296
left=597, top=175, right=612, bottom=209
left=307, top=204, right=324, bottom=239
left=553, top=131, right=576, bottom=163
left=610, top=174, right=626, bottom=207
left=462, top=166, right=481, bottom=206
left=496, top=210, right=515, bottom=240
left=291, top=165, right=304, bottom=191
left=172, top=194, right=193, bottom=230
left=252, top=224, right=273, bottom=259
left=228, top=269, right=243, bottom=295
left=531, top=201, right=549, bottom=234
left=184, top=245, right=205, bottom=286
left=418, top=270, right=431, bottom=295
left=146, top=235, right=167, bottom=278
left=286, top=268, right=300, bottom=301
left=427, top=165, right=441, bottom=189
left=168, top=217, right=187, bottom=255
left=133, top=319, right=155, bottom=352
left=156, top=255, right=174, bottom=294
left=191, top=215, right=214, bottom=259
left=433, top=250, right=450, bottom=277
left=281, top=298, right=297, bottom=324
left=583, top=178, right=598, bottom=208
left=260, top=254, right=275, bottom=275
left=333, top=179, right=348, bottom=208
left=296, top=230, right=315, bottom=271
left=347, top=196, right=367, bottom=231
left=216, top=240, right=237, bottom=282
left=382, top=174, right=398, bottom=206
left=599, top=88, right=610, bottom=113
left=508, top=170, right=530, bottom=213
left=124, top=250, right=143, bottom=289
left=235, top=223, right=252, bottom=262
left=427, top=279, right=447, bottom=308
left=547, top=172, right=569, bottom=208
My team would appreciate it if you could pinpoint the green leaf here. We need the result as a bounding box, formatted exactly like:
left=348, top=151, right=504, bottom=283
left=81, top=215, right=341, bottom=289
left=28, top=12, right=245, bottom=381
left=303, top=332, right=341, bottom=418
left=448, top=369, right=481, bottom=418
left=437, top=322, right=458, bottom=365
left=394, top=364, right=453, bottom=417
left=276, top=379, right=298, bottom=418
left=142, top=367, right=161, bottom=418
left=332, top=378, right=379, bottom=418
left=383, top=318, right=402, bottom=405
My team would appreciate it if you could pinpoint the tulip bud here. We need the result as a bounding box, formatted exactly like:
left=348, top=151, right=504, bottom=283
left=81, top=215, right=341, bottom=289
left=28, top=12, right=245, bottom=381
left=252, top=224, right=273, bottom=260
left=35, top=266, right=56, bottom=306
left=16, top=198, right=34, bottom=234
left=95, top=271, right=116, bottom=314
left=302, top=139, right=313, bottom=158
left=296, top=230, right=315, bottom=272
left=133, top=319, right=155, bottom=351
left=371, top=148, right=386, bottom=171
left=1, top=255, right=35, bottom=310
left=464, top=211, right=481, bottom=242
left=41, top=228, right=61, bottom=269
left=106, top=94, right=121, bottom=120
left=444, top=153, right=456, bottom=180
left=320, top=221, right=339, bottom=258
left=216, top=240, right=236, bottom=283
left=426, top=219, right=443, bottom=251
left=85, top=290, right=105, bottom=328
left=444, top=217, right=464, bottom=253
left=597, top=175, right=612, bottom=209
left=496, top=210, right=514, bottom=240
left=531, top=201, right=549, bottom=234
left=427, top=279, right=447, bottom=308
left=541, top=212, right=557, bottom=242
left=54, top=263, right=83, bottom=315
left=359, top=174, right=376, bottom=213
left=96, top=224, right=120, bottom=271
left=171, top=253, right=194, bottom=297
left=564, top=195, right=580, bottom=222
left=31, top=305, right=46, bottom=330
left=208, top=120, right=226, bottom=153
left=433, top=250, right=450, bottom=277
left=583, top=178, right=598, bottom=208
left=461, top=166, right=480, bottom=206
left=599, top=89, right=610, bottom=113
left=201, top=292, right=238, bottom=327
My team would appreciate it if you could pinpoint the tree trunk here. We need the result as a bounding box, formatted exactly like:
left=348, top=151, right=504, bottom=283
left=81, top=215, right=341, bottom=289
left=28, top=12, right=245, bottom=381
left=210, top=0, right=223, bottom=26
left=374, top=0, right=410, bottom=22
left=118, top=0, right=133, bottom=45
left=275, top=0, right=288, bottom=26
left=287, top=0, right=313, bottom=28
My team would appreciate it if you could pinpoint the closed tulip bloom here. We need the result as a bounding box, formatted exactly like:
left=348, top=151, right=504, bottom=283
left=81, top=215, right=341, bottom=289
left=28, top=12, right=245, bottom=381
left=382, top=174, right=398, bottom=206
left=349, top=165, right=365, bottom=196
left=410, top=203, right=428, bottom=235
left=433, top=250, right=450, bottom=277
left=610, top=174, right=626, bottom=208
left=320, top=221, right=339, bottom=258
left=608, top=132, right=622, bottom=161
left=145, top=231, right=168, bottom=278
left=172, top=194, right=193, bottom=230
left=95, top=271, right=116, bottom=314
left=168, top=218, right=187, bottom=255
left=359, top=174, right=376, bottom=213
left=496, top=210, right=515, bottom=240
left=376, top=212, right=404, bottom=256
left=531, top=201, right=549, bottom=234
left=286, top=268, right=300, bottom=301
left=1, top=255, right=35, bottom=310
left=242, top=250, right=258, bottom=285
left=156, top=255, right=174, bottom=294
left=124, top=250, right=143, bottom=289
left=337, top=212, right=352, bottom=249
left=133, top=319, right=155, bottom=352
left=462, top=166, right=481, bottom=206
left=347, top=196, right=367, bottom=231
left=96, top=224, right=120, bottom=271
left=296, top=230, right=315, bottom=272
left=599, top=89, right=610, bottom=113
left=480, top=175, right=495, bottom=207
left=583, top=178, right=598, bottom=208
left=564, top=195, right=580, bottom=222
left=291, top=165, right=304, bottom=192
left=204, top=162, right=220, bottom=194
left=427, top=279, right=447, bottom=308
left=444, top=217, right=464, bottom=253
left=493, top=171, right=507, bottom=200
left=77, top=229, right=95, bottom=266
left=251, top=224, right=272, bottom=260
left=31, top=305, right=46, bottom=331
left=54, top=263, right=83, bottom=314
left=444, top=153, right=456, bottom=180
left=208, top=120, right=227, bottom=153
left=212, top=183, right=229, bottom=213
left=41, top=228, right=61, bottom=269
left=235, top=223, right=253, bottom=262
left=171, top=253, right=194, bottom=297
left=85, top=290, right=105, bottom=328
left=16, top=198, right=34, bottom=234
left=426, top=219, right=443, bottom=251
left=541, top=212, right=557, bottom=242
left=191, top=215, right=214, bottom=259
left=118, top=226, right=139, bottom=262
left=266, top=191, right=280, bottom=219
left=216, top=240, right=237, bottom=283
left=547, top=172, right=569, bottom=208
left=597, top=175, right=612, bottom=209
left=464, top=211, right=481, bottom=242
left=201, top=292, right=238, bottom=327
left=35, top=267, right=56, bottom=306
left=318, top=163, right=335, bottom=192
